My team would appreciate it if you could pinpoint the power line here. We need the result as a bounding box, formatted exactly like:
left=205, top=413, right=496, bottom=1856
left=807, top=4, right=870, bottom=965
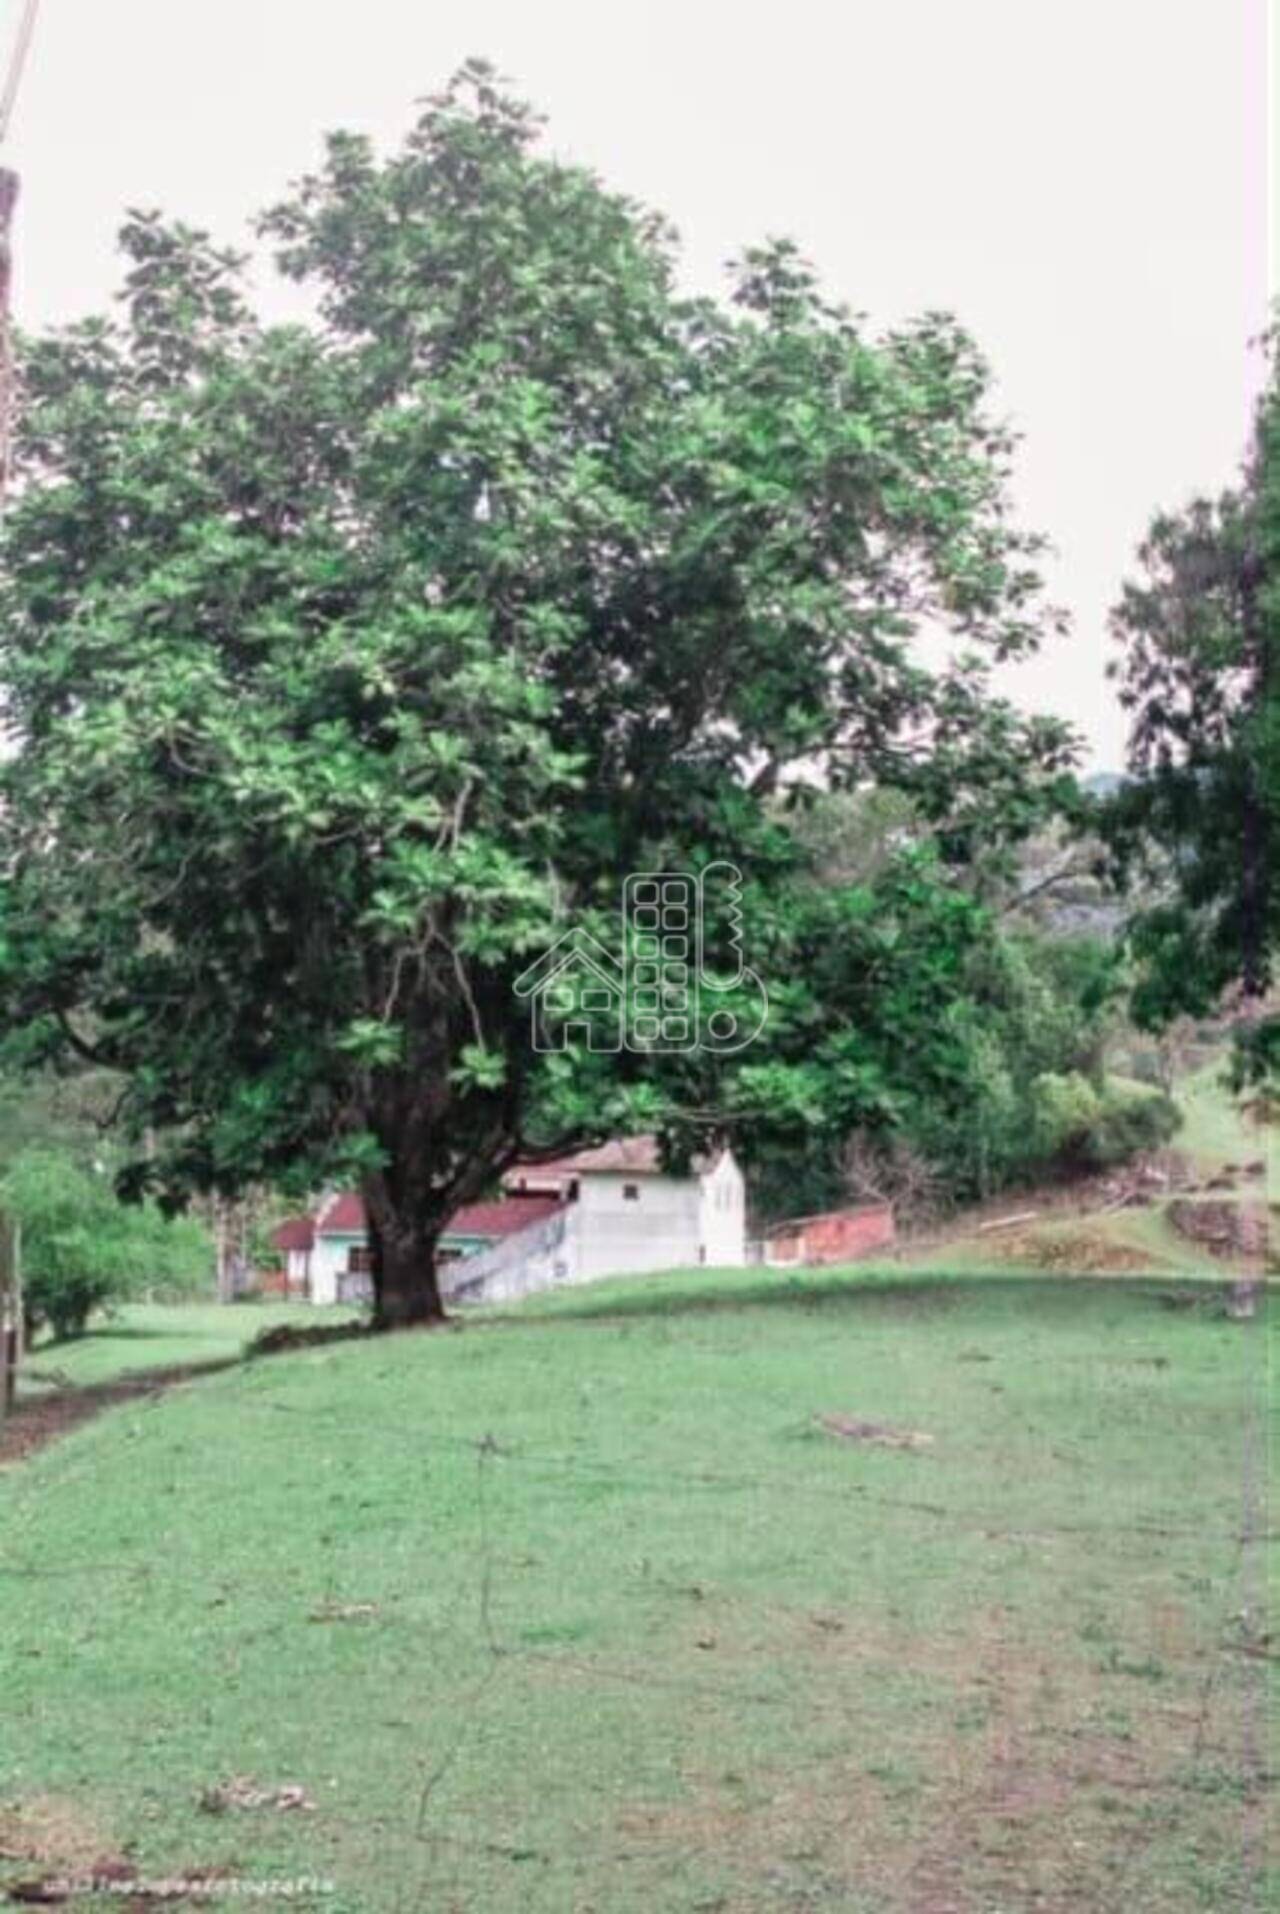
left=0, top=0, right=40, bottom=147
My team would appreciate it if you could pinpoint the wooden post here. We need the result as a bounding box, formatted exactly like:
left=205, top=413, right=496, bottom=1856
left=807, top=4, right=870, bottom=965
left=0, top=1210, right=22, bottom=1421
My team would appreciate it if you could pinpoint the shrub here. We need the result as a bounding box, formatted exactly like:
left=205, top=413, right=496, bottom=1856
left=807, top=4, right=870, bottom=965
left=1029, top=1073, right=1179, bottom=1173
left=3, top=1149, right=212, bottom=1341
left=1029, top=1072, right=1102, bottom=1166
left=1090, top=1082, right=1181, bottom=1165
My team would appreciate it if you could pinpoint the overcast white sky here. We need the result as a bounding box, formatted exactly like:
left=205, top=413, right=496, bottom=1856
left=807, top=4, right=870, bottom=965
left=4, top=0, right=1272, bottom=766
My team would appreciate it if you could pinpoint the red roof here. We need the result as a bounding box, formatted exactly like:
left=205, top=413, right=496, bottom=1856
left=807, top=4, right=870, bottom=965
left=313, top=1191, right=561, bottom=1242
left=272, top=1216, right=315, bottom=1252
left=317, top=1191, right=366, bottom=1234
left=448, top=1195, right=563, bottom=1238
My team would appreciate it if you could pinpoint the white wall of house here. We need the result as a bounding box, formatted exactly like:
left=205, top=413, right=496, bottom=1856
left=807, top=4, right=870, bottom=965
left=447, top=1205, right=580, bottom=1305
left=285, top=1247, right=310, bottom=1289
left=310, top=1232, right=362, bottom=1306
left=451, top=1176, right=703, bottom=1301
left=699, top=1150, right=747, bottom=1266
left=572, top=1171, right=703, bottom=1282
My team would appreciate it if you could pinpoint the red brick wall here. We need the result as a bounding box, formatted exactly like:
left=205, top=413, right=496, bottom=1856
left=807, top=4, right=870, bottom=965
left=767, top=1203, right=895, bottom=1266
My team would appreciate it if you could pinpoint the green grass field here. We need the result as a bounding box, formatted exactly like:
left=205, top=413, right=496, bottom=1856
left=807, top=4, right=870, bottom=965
left=17, top=1302, right=353, bottom=1395
left=1174, top=1061, right=1268, bottom=1173
left=1, top=1269, right=1274, bottom=1913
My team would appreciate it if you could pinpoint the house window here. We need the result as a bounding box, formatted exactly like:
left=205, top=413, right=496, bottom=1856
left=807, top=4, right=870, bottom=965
left=622, top=1183, right=640, bottom=1201
left=347, top=1246, right=373, bottom=1275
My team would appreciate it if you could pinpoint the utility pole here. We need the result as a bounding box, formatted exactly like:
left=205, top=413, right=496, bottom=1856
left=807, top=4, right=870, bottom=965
left=0, top=2, right=41, bottom=1418
left=0, top=160, right=20, bottom=500
left=0, top=0, right=41, bottom=506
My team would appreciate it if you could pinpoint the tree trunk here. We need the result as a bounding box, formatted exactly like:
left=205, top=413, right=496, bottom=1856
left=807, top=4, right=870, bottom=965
left=213, top=1198, right=236, bottom=1305
left=370, top=1214, right=447, bottom=1330
left=1238, top=547, right=1269, bottom=1001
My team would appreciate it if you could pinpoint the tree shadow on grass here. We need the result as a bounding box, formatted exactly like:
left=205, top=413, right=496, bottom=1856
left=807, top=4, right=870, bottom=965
left=69, top=1323, right=213, bottom=1344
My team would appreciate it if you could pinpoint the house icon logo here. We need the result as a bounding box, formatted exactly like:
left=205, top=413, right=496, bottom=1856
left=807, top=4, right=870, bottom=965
left=514, top=863, right=768, bottom=1056
left=513, top=928, right=625, bottom=1053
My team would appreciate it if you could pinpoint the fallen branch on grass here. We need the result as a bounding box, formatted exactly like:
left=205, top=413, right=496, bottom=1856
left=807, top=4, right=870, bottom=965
left=815, top=1413, right=933, bottom=1451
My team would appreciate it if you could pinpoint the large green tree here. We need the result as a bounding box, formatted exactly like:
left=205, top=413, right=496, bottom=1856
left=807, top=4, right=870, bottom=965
left=1106, top=351, right=1278, bottom=1083
left=0, top=65, right=1072, bottom=1325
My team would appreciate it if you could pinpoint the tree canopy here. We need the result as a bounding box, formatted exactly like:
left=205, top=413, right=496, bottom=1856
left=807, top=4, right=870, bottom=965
left=0, top=63, right=1074, bottom=1324
left=1106, top=349, right=1278, bottom=1085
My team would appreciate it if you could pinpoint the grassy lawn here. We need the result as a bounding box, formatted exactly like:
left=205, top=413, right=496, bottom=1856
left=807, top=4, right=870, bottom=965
left=1174, top=1061, right=1267, bottom=1173
left=907, top=1203, right=1260, bottom=1282
left=18, top=1303, right=356, bottom=1396
left=1, top=1268, right=1275, bottom=1912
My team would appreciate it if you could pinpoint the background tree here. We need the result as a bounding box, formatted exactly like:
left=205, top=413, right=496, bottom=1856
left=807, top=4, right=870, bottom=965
left=0, top=64, right=1073, bottom=1326
left=1106, top=350, right=1278, bottom=1085
left=0, top=1063, right=214, bottom=1340
left=3, top=1148, right=210, bottom=1342
left=683, top=846, right=1166, bottom=1225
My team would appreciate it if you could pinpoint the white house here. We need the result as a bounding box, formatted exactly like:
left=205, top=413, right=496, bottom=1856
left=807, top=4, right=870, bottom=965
left=272, top=1214, right=317, bottom=1294
left=270, top=1189, right=562, bottom=1306
left=501, top=1136, right=746, bottom=1288
left=271, top=1137, right=746, bottom=1307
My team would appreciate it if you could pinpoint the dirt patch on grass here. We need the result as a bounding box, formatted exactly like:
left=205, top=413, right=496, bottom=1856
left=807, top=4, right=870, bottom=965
left=0, top=1316, right=373, bottom=1469
left=0, top=1360, right=234, bottom=1468
left=610, top=1598, right=1259, bottom=1913
left=0, top=1796, right=145, bottom=1908
left=616, top=1717, right=1175, bottom=1914
left=0, top=1796, right=116, bottom=1874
